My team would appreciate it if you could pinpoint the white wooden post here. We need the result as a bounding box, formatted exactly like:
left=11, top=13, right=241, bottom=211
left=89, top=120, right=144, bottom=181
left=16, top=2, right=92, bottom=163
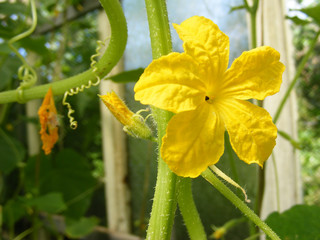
left=254, top=0, right=303, bottom=220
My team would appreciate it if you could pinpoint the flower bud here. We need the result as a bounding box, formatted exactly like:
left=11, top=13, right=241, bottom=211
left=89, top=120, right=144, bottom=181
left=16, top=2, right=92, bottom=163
left=99, top=92, right=154, bottom=140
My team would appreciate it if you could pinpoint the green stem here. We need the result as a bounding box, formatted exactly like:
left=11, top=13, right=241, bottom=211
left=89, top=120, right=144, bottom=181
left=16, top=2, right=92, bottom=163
left=13, top=227, right=34, bottom=240
left=144, top=0, right=177, bottom=239
left=278, top=130, right=301, bottom=149
left=144, top=0, right=172, bottom=58
left=223, top=217, right=246, bottom=230
left=0, top=0, right=127, bottom=104
left=244, top=0, right=259, bottom=49
left=254, top=167, right=265, bottom=221
left=271, top=153, right=280, bottom=212
left=177, top=178, right=206, bottom=240
left=244, top=232, right=263, bottom=240
left=201, top=169, right=281, bottom=240
left=225, top=132, right=240, bottom=188
left=146, top=107, right=176, bottom=240
left=250, top=12, right=257, bottom=49
left=273, top=30, right=320, bottom=124
left=8, top=0, right=37, bottom=65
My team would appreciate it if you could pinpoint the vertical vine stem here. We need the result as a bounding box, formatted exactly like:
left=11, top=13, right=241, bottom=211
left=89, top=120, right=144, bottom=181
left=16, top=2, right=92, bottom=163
left=144, top=0, right=177, bottom=239
left=144, top=1, right=208, bottom=239
left=273, top=30, right=320, bottom=124
left=201, top=168, right=281, bottom=240
left=177, top=178, right=206, bottom=240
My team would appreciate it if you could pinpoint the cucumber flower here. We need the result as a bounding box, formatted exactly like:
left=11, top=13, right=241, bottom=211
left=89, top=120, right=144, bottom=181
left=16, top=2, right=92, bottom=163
left=134, top=16, right=285, bottom=178
left=99, top=92, right=154, bottom=140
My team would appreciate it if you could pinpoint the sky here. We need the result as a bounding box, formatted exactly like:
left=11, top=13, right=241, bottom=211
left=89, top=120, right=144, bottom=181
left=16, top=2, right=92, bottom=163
left=122, top=0, right=318, bottom=70
left=123, top=0, right=248, bottom=70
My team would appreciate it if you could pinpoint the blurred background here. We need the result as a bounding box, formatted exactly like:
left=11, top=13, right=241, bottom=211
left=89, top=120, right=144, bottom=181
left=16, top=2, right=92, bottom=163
left=0, top=0, right=319, bottom=239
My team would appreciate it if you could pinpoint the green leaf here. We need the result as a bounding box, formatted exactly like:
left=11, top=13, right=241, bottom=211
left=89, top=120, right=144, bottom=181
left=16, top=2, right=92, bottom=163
left=65, top=217, right=99, bottom=238
left=229, top=5, right=246, bottom=13
left=107, top=68, right=144, bottom=83
left=25, top=192, right=67, bottom=214
left=0, top=43, right=12, bottom=54
left=2, top=198, right=28, bottom=226
left=0, top=2, right=28, bottom=16
left=19, top=36, right=50, bottom=56
left=265, top=204, right=320, bottom=240
left=299, top=4, right=320, bottom=26
left=0, top=128, right=25, bottom=174
left=0, top=55, right=21, bottom=91
left=285, top=16, right=311, bottom=25
left=25, top=149, right=97, bottom=218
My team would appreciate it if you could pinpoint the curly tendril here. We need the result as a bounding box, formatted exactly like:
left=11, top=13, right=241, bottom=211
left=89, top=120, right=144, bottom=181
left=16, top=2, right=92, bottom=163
left=8, top=0, right=38, bottom=103
left=62, top=38, right=108, bottom=129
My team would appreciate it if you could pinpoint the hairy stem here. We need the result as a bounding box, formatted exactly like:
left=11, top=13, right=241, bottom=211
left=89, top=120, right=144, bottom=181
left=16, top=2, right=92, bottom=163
left=177, top=178, right=206, bottom=240
left=143, top=0, right=179, bottom=239
left=202, top=169, right=280, bottom=240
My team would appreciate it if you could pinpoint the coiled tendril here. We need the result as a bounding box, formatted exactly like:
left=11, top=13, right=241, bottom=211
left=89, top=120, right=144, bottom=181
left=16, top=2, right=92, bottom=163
left=7, top=0, right=37, bottom=103
left=62, top=39, right=108, bottom=129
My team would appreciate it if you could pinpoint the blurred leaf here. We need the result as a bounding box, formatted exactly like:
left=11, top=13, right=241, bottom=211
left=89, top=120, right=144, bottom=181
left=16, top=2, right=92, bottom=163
left=0, top=55, right=20, bottom=91
left=229, top=5, right=246, bottom=13
left=265, top=204, right=320, bottom=240
left=25, top=149, right=97, bottom=218
left=0, top=43, right=12, bottom=54
left=2, top=198, right=28, bottom=226
left=286, top=16, right=311, bottom=25
left=299, top=4, right=320, bottom=26
left=20, top=36, right=50, bottom=56
left=65, top=217, right=99, bottom=238
left=0, top=128, right=25, bottom=174
left=25, top=192, right=67, bottom=214
left=0, top=2, right=28, bottom=16
left=107, top=68, right=144, bottom=83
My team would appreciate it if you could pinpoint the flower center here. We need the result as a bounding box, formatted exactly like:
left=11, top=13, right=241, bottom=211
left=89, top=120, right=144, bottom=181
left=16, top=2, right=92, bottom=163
left=205, top=95, right=214, bottom=104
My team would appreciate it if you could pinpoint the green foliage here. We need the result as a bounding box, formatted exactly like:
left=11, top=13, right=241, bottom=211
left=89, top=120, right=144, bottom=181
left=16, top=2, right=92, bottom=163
left=24, top=192, right=66, bottom=214
left=0, top=1, right=104, bottom=238
left=299, top=4, right=320, bottom=26
left=286, top=16, right=310, bottom=25
left=108, top=68, right=144, bottom=83
left=0, top=129, right=25, bottom=174
left=290, top=2, right=320, bottom=206
left=0, top=55, right=20, bottom=91
left=2, top=198, right=27, bottom=225
left=229, top=5, right=245, bottom=13
left=65, top=217, right=99, bottom=238
left=265, top=204, right=320, bottom=240
left=25, top=149, right=97, bottom=218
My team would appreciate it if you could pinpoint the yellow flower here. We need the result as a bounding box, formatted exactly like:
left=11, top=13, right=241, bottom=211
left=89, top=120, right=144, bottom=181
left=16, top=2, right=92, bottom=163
left=134, top=16, right=285, bottom=178
left=212, top=228, right=226, bottom=239
left=38, top=88, right=59, bottom=155
left=99, top=92, right=153, bottom=140
left=100, top=91, right=135, bottom=126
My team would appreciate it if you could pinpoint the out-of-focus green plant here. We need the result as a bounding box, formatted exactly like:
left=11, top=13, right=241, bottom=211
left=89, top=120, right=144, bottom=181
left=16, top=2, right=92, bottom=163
left=288, top=1, right=320, bottom=206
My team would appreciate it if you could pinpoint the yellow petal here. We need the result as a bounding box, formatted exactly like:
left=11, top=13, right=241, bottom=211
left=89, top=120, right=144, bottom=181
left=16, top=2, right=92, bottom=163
left=173, top=16, right=229, bottom=87
left=99, top=92, right=134, bottom=126
left=216, top=98, right=277, bottom=166
left=220, top=46, right=285, bottom=100
left=134, top=52, right=206, bottom=113
left=161, top=103, right=225, bottom=178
